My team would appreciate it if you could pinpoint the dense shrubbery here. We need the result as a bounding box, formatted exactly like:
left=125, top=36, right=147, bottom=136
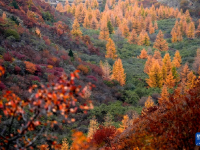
left=4, top=29, right=20, bottom=41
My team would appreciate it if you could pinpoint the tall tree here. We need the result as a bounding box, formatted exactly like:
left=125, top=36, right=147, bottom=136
left=158, top=84, right=169, bottom=105
left=100, top=60, right=112, bottom=80
left=99, top=22, right=110, bottom=41
left=165, top=71, right=176, bottom=89
left=138, top=30, right=150, bottom=46
left=162, top=53, right=172, bottom=75
left=187, top=21, right=195, bottom=39
left=105, top=38, right=118, bottom=59
left=181, top=63, right=190, bottom=83
left=153, top=30, right=168, bottom=51
left=71, top=19, right=82, bottom=37
left=146, top=60, right=163, bottom=88
left=112, top=58, right=126, bottom=86
left=172, top=50, right=182, bottom=68
left=128, top=29, right=138, bottom=44
left=154, top=20, right=158, bottom=30
left=149, top=22, right=155, bottom=34
left=87, top=117, right=99, bottom=139
left=138, top=48, right=148, bottom=59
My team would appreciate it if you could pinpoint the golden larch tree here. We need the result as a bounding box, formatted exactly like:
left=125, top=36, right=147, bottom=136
left=187, top=21, right=195, bottom=39
left=186, top=71, right=196, bottom=90
left=138, top=48, right=148, bottom=59
left=61, top=138, right=69, bottom=150
left=149, top=22, right=155, bottom=34
left=154, top=20, right=158, bottom=30
left=90, top=17, right=99, bottom=30
left=56, top=3, right=64, bottom=13
left=128, top=29, right=138, bottom=44
left=99, top=22, right=110, bottom=41
left=71, top=19, right=82, bottom=37
left=144, top=56, right=155, bottom=74
left=146, top=60, right=163, bottom=88
left=153, top=30, right=168, bottom=51
left=162, top=53, right=172, bottom=75
left=100, top=60, right=112, bottom=80
left=87, top=117, right=99, bottom=139
left=112, top=58, right=126, bottom=86
left=162, top=63, right=167, bottom=81
left=138, top=30, right=150, bottom=46
left=158, top=84, right=169, bottom=105
left=165, top=71, right=176, bottom=89
left=83, top=14, right=90, bottom=29
left=172, top=50, right=182, bottom=68
left=105, top=38, right=118, bottom=59
left=171, top=28, right=177, bottom=43
left=144, top=96, right=154, bottom=108
left=181, top=63, right=190, bottom=83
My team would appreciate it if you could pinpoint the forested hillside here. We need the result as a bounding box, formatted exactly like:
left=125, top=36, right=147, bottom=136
left=0, top=0, right=200, bottom=149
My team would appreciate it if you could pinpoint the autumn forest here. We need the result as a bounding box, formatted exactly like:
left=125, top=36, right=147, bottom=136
left=0, top=0, right=200, bottom=149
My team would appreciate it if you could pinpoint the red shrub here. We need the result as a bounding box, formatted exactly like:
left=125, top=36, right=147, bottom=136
left=88, top=45, right=100, bottom=55
left=14, top=66, right=21, bottom=73
left=0, top=82, right=6, bottom=90
left=3, top=52, right=12, bottom=62
left=29, top=75, right=40, bottom=82
left=87, top=75, right=98, bottom=82
left=93, top=125, right=116, bottom=147
left=77, top=64, right=89, bottom=75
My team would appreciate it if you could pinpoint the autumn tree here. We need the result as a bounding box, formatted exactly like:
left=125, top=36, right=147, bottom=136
left=144, top=96, right=154, bottom=108
left=71, top=19, right=82, bottom=37
left=56, top=3, right=64, bottom=13
left=153, top=30, right=168, bottom=51
left=181, top=63, right=190, bottom=83
left=146, top=60, right=163, bottom=88
left=128, top=29, right=138, bottom=44
left=90, top=17, right=99, bottom=30
left=186, top=71, right=196, bottom=90
left=187, top=21, right=195, bottom=39
left=149, top=22, right=155, bottom=34
left=2, top=12, right=6, bottom=20
left=144, top=56, right=155, bottom=74
left=0, top=68, right=94, bottom=149
left=112, top=58, right=126, bottom=86
left=154, top=20, right=158, bottom=30
left=138, top=48, right=148, bottom=59
left=100, top=60, right=112, bottom=80
left=165, top=71, right=176, bottom=89
left=158, top=84, right=169, bottom=105
left=87, top=117, right=99, bottom=139
left=105, top=38, right=118, bottom=59
left=83, top=14, right=90, bottom=28
left=192, top=48, right=200, bottom=74
left=172, top=50, right=182, bottom=68
left=99, top=22, right=110, bottom=41
left=61, top=138, right=69, bottom=150
left=138, top=30, right=150, bottom=46
left=162, top=53, right=172, bottom=75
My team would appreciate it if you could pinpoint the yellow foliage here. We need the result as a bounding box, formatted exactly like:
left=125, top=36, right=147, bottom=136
left=145, top=96, right=154, bottom=108
left=61, top=138, right=69, bottom=150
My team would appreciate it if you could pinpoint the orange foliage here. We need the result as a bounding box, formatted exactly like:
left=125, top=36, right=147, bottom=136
left=112, top=58, right=126, bottom=86
left=77, top=64, right=89, bottom=75
left=153, top=30, right=168, bottom=51
left=138, top=48, right=148, bottom=59
left=24, top=61, right=36, bottom=74
left=99, top=22, right=110, bottom=41
left=105, top=38, right=118, bottom=59
left=128, top=29, right=138, bottom=44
